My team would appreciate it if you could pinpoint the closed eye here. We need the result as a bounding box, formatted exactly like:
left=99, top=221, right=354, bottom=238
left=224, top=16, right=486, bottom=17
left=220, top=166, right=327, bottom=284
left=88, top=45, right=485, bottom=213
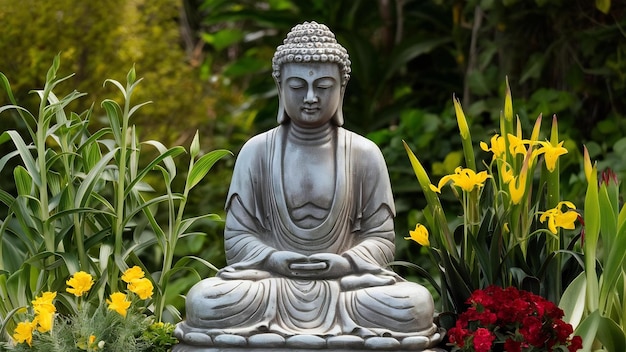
left=316, top=78, right=335, bottom=89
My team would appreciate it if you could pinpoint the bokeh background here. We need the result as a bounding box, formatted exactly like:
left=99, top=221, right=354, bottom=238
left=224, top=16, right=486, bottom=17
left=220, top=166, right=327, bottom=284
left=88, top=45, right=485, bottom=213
left=1, top=0, right=624, bottom=317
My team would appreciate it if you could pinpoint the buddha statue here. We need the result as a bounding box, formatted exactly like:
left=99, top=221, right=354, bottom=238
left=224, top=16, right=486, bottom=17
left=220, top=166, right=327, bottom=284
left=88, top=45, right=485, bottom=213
left=174, top=21, right=443, bottom=351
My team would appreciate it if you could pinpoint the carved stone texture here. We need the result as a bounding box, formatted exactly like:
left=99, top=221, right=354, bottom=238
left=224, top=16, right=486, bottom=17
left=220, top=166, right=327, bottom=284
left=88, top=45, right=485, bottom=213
left=174, top=21, right=444, bottom=351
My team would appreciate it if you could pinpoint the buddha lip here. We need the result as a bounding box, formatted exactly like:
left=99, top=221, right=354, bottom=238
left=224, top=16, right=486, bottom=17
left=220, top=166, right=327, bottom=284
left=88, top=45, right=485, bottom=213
left=302, top=107, right=319, bottom=112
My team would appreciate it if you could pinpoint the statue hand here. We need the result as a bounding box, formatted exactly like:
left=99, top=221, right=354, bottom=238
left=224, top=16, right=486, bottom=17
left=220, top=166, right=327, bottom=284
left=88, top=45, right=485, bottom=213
left=305, top=253, right=352, bottom=279
left=265, top=251, right=309, bottom=277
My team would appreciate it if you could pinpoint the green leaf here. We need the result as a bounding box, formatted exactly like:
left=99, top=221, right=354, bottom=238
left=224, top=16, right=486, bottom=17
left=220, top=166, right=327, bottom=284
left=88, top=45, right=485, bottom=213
left=0, top=104, right=37, bottom=129
left=46, top=53, right=60, bottom=83
left=2, top=131, right=40, bottom=187
left=179, top=213, right=221, bottom=235
left=0, top=189, right=15, bottom=208
left=596, top=314, right=626, bottom=352
left=75, top=148, right=118, bottom=208
left=187, top=149, right=232, bottom=189
left=128, top=101, right=152, bottom=118
left=103, top=79, right=127, bottom=100
left=584, top=166, right=600, bottom=311
left=201, top=28, right=245, bottom=51
left=598, top=222, right=626, bottom=308
left=172, top=255, right=220, bottom=273
left=129, top=142, right=185, bottom=193
left=575, top=310, right=601, bottom=352
left=559, top=272, right=586, bottom=329
left=101, top=99, right=123, bottom=145
left=13, top=166, right=32, bottom=196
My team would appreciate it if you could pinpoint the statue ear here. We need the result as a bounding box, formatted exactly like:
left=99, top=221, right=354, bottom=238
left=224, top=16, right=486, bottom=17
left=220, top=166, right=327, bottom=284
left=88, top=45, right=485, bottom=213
left=332, top=85, right=346, bottom=126
left=275, top=76, right=288, bottom=124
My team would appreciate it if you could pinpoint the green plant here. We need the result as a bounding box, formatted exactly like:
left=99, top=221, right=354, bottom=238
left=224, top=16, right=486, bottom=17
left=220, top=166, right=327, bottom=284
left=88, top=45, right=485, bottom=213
left=2, top=269, right=176, bottom=352
left=0, top=55, right=230, bottom=341
left=403, top=79, right=582, bottom=314
left=559, top=159, right=626, bottom=351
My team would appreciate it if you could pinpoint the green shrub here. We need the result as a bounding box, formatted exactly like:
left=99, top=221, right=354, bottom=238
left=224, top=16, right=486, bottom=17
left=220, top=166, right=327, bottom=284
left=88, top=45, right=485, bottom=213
left=0, top=55, right=230, bottom=344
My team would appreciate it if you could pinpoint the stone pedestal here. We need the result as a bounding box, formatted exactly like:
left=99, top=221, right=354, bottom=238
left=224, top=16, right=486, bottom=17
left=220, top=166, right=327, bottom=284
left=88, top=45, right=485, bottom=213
left=173, top=330, right=446, bottom=352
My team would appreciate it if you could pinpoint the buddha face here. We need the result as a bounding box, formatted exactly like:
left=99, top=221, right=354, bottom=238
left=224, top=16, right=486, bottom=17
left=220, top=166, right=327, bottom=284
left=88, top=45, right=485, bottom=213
left=280, top=62, right=342, bottom=128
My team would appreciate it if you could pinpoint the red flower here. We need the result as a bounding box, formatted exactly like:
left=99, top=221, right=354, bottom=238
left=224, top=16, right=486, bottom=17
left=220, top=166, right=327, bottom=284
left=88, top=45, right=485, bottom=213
left=504, top=338, right=522, bottom=352
left=448, top=286, right=583, bottom=351
left=568, top=335, right=583, bottom=352
left=472, top=328, right=494, bottom=352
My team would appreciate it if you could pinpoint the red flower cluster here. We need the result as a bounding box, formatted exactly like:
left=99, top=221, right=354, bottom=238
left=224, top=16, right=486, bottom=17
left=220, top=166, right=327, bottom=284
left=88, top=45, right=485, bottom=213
left=448, top=286, right=583, bottom=352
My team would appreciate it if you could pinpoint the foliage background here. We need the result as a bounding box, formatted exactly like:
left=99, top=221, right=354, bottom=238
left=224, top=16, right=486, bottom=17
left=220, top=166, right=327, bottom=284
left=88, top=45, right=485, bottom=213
left=1, top=0, right=625, bottom=316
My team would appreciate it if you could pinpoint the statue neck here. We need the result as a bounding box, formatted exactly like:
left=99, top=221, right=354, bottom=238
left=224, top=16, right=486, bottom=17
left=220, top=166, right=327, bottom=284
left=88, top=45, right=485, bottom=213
left=287, top=122, right=334, bottom=145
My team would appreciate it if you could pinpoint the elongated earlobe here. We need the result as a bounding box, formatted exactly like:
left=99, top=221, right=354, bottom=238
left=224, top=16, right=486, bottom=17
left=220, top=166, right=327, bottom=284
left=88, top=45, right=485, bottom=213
left=275, top=77, right=288, bottom=124
left=332, top=86, right=346, bottom=126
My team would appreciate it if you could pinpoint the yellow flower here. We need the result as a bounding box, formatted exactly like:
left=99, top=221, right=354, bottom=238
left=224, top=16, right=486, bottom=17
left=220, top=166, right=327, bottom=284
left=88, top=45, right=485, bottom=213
left=540, top=201, right=578, bottom=234
left=509, top=172, right=527, bottom=205
left=66, top=271, right=94, bottom=297
left=13, top=320, right=35, bottom=346
left=508, top=148, right=533, bottom=205
left=536, top=140, right=568, bottom=172
left=31, top=291, right=57, bottom=332
left=405, top=224, right=430, bottom=247
left=32, top=291, right=56, bottom=315
left=128, top=277, right=154, bottom=300
left=480, top=134, right=506, bottom=161
left=122, top=266, right=145, bottom=283
left=500, top=163, right=514, bottom=184
left=107, top=292, right=131, bottom=317
left=430, top=166, right=491, bottom=193
left=507, top=133, right=531, bottom=156
left=33, top=310, right=54, bottom=333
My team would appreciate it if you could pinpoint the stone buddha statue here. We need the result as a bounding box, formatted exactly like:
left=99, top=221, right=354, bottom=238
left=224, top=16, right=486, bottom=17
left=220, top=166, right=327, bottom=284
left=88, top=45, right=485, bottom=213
left=174, top=21, right=443, bottom=351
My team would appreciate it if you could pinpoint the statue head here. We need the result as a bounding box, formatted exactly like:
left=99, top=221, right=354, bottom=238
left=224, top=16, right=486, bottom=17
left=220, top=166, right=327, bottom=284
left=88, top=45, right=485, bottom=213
left=272, top=21, right=351, bottom=126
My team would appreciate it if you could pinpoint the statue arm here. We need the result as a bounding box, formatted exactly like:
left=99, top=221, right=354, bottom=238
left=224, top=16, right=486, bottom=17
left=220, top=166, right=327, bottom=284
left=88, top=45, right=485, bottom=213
left=220, top=134, right=278, bottom=275
left=342, top=138, right=396, bottom=273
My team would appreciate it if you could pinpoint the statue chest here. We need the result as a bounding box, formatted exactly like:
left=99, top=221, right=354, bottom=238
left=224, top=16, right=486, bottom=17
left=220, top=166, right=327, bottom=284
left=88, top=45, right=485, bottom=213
left=281, top=142, right=336, bottom=226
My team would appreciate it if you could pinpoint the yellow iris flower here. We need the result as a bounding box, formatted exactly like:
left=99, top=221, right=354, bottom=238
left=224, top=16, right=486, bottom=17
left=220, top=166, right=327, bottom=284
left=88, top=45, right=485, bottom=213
left=540, top=201, right=578, bottom=234
left=480, top=134, right=506, bottom=161
left=66, top=271, right=94, bottom=297
left=430, top=166, right=491, bottom=193
left=537, top=140, right=568, bottom=172
left=13, top=320, right=35, bottom=346
left=507, top=133, right=531, bottom=156
left=107, top=292, right=131, bottom=317
left=405, top=224, right=430, bottom=247
left=500, top=163, right=515, bottom=184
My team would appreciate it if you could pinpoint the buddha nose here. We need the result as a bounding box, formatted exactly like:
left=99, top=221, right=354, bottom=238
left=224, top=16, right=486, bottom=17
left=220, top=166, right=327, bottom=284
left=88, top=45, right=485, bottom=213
left=304, top=87, right=318, bottom=103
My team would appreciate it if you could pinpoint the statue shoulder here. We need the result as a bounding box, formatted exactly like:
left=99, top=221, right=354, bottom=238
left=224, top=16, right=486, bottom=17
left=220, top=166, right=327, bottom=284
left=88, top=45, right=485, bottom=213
left=235, top=128, right=279, bottom=164
left=344, top=129, right=386, bottom=164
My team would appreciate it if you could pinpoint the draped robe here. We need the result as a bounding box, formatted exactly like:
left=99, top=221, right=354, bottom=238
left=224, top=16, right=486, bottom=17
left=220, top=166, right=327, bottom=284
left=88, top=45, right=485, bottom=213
left=183, top=125, right=436, bottom=337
